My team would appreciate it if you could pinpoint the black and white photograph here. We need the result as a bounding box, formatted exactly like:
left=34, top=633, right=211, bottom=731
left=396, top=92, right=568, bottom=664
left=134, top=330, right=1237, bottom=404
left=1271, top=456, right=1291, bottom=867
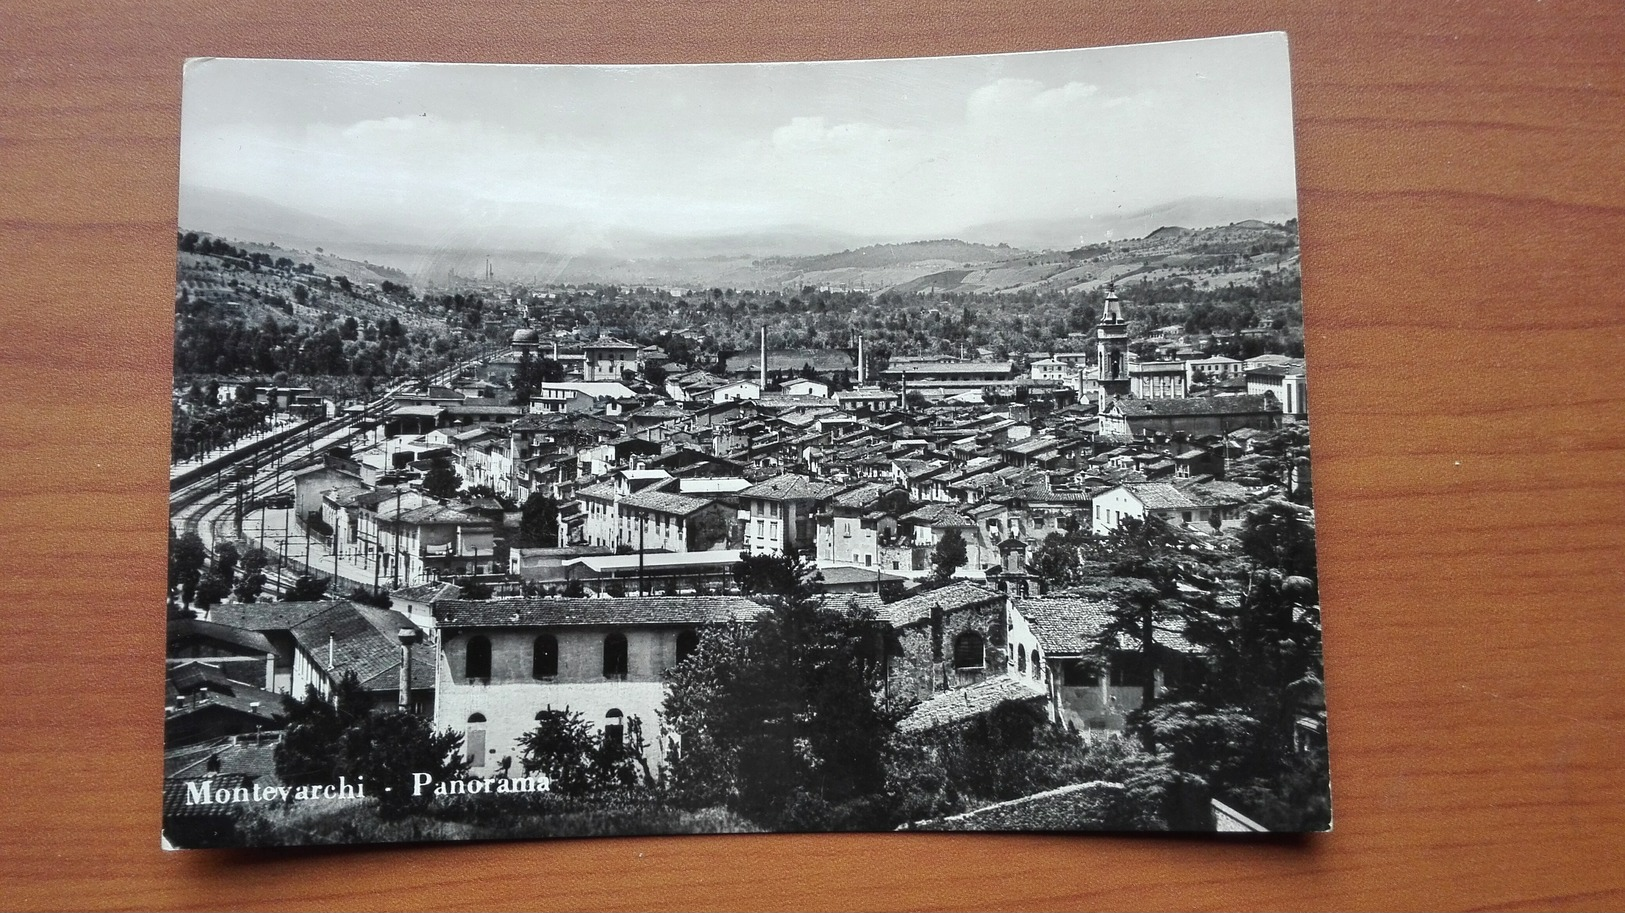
left=163, top=32, right=1328, bottom=848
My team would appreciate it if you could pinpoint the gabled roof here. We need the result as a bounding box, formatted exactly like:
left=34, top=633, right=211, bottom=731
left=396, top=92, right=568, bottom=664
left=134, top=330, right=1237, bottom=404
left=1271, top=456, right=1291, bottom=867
left=1112, top=395, right=1276, bottom=418
left=901, top=502, right=975, bottom=528
left=395, top=503, right=490, bottom=526
left=879, top=582, right=1002, bottom=628
left=511, top=412, right=624, bottom=434
left=167, top=619, right=278, bottom=656
left=830, top=481, right=890, bottom=510
left=1015, top=597, right=1114, bottom=655
left=1015, top=597, right=1197, bottom=655
left=816, top=565, right=907, bottom=587
left=207, top=600, right=343, bottom=634
left=1109, top=480, right=1250, bottom=511
left=164, top=775, right=257, bottom=819
left=621, top=488, right=714, bottom=516
left=434, top=596, right=765, bottom=628
left=165, top=670, right=285, bottom=725
left=738, top=473, right=840, bottom=502
left=897, top=674, right=1047, bottom=734
left=574, top=480, right=620, bottom=502
left=723, top=349, right=855, bottom=374
left=1118, top=482, right=1200, bottom=510
left=390, top=581, right=463, bottom=604
left=885, top=361, right=1013, bottom=376
left=900, top=780, right=1130, bottom=831
left=287, top=602, right=434, bottom=692
left=164, top=735, right=282, bottom=780
left=442, top=402, right=524, bottom=417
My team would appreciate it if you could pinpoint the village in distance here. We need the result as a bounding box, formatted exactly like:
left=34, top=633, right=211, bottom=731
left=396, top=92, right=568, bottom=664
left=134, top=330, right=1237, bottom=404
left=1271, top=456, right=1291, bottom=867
left=164, top=218, right=1327, bottom=848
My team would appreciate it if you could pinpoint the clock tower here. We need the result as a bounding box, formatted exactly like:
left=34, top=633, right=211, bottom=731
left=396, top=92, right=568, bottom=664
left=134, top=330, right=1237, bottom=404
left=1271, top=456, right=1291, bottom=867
left=1095, top=284, right=1132, bottom=399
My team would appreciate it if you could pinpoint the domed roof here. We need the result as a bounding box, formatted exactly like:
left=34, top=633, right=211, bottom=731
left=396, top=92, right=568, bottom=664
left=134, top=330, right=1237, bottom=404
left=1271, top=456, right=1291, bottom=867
left=511, top=327, right=540, bottom=344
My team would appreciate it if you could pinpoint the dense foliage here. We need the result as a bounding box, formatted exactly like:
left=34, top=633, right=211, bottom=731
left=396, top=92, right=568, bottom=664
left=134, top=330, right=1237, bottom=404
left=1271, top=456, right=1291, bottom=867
left=664, top=553, right=896, bottom=830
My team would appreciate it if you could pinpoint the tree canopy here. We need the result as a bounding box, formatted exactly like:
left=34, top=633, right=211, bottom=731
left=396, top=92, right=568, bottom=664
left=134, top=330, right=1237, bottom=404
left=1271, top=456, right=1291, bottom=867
left=664, top=552, right=893, bottom=829
left=421, top=455, right=462, bottom=501
left=931, top=528, right=969, bottom=581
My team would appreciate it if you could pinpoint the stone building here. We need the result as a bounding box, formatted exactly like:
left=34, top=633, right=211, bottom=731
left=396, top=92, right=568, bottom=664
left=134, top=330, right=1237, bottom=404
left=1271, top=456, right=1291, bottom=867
left=431, top=596, right=763, bottom=774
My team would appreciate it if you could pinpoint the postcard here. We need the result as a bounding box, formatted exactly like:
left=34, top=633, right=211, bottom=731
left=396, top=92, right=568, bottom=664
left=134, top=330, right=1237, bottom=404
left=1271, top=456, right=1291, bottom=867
left=164, top=32, right=1328, bottom=848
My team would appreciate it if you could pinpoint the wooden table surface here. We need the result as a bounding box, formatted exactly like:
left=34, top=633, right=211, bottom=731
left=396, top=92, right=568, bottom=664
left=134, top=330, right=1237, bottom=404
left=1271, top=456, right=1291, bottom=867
left=2, top=1, right=1622, bottom=909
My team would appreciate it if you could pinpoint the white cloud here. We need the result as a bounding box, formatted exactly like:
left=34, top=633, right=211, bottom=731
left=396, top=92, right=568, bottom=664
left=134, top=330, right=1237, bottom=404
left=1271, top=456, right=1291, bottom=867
left=180, top=36, right=1297, bottom=249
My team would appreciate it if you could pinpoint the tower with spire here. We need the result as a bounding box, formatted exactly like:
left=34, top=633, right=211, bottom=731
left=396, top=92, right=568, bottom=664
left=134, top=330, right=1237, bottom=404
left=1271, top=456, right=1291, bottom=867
left=1094, top=283, right=1132, bottom=400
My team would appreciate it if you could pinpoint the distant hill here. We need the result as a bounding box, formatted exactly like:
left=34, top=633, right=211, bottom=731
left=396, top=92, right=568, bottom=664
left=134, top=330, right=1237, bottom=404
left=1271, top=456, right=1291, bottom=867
left=174, top=185, right=1298, bottom=294
left=760, top=239, right=1030, bottom=273
left=179, top=185, right=372, bottom=252
left=957, top=196, right=1298, bottom=250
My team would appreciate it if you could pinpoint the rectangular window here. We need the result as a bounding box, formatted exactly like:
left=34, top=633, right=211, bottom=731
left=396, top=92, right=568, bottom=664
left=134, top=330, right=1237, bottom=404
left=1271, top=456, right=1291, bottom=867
left=1062, top=661, right=1097, bottom=687
left=1109, top=654, right=1151, bottom=688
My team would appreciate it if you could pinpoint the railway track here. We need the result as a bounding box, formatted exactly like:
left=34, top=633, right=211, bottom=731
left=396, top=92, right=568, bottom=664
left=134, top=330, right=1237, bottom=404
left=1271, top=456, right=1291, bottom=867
left=168, top=357, right=483, bottom=601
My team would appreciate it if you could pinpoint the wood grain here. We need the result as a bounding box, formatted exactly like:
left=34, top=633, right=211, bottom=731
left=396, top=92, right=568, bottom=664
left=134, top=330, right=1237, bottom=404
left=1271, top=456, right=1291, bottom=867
left=2, top=1, right=1622, bottom=909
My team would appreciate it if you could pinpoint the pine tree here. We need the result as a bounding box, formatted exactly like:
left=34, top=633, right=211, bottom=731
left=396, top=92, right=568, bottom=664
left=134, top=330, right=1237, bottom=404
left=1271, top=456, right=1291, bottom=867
left=422, top=456, right=461, bottom=501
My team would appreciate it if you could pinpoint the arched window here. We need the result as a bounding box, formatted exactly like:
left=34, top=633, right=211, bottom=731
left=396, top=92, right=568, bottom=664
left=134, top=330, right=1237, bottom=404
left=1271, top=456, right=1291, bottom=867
left=603, top=708, right=624, bottom=752
left=465, top=713, right=487, bottom=767
left=603, top=632, right=628, bottom=679
left=1017, top=648, right=1027, bottom=674
left=465, top=636, right=492, bottom=680
left=1031, top=648, right=1042, bottom=680
left=676, top=629, right=700, bottom=664
left=953, top=631, right=985, bottom=670
left=533, top=634, right=558, bottom=679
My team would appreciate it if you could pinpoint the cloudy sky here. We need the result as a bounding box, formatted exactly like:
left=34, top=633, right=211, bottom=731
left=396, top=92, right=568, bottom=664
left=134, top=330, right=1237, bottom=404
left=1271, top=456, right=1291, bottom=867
left=179, top=33, right=1298, bottom=254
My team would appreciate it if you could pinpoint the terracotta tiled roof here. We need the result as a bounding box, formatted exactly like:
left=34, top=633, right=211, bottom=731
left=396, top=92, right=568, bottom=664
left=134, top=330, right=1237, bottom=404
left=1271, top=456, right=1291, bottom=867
left=390, top=581, right=462, bottom=603
left=165, top=675, right=285, bottom=724
left=163, top=775, right=255, bottom=819
left=287, top=603, right=433, bottom=692
left=830, top=482, right=888, bottom=509
left=1114, top=395, right=1276, bottom=417
left=434, top=595, right=766, bottom=628
left=574, top=481, right=619, bottom=502
left=207, top=600, right=343, bottom=634
left=165, top=736, right=282, bottom=780
left=396, top=503, right=489, bottom=525
left=880, top=583, right=1002, bottom=628
left=723, top=349, right=855, bottom=374
left=1121, top=482, right=1200, bottom=510
left=738, top=473, right=840, bottom=502
left=1015, top=597, right=1114, bottom=654
left=621, top=488, right=713, bottom=516
left=167, top=618, right=277, bottom=656
left=901, top=503, right=974, bottom=528
left=1015, top=597, right=1198, bottom=655
left=897, top=674, right=1047, bottom=734
left=900, top=780, right=1130, bottom=831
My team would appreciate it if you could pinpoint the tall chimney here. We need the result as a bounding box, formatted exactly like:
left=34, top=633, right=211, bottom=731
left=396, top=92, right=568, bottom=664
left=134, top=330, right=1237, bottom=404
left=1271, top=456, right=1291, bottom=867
left=398, top=640, right=410, bottom=708
left=759, top=326, right=767, bottom=390
left=397, top=628, right=420, bottom=709
left=857, top=334, right=864, bottom=385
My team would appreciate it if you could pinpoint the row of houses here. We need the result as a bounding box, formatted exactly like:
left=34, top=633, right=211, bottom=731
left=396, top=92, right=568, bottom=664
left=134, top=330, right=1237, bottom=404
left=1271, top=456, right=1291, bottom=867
left=166, top=568, right=1215, bottom=779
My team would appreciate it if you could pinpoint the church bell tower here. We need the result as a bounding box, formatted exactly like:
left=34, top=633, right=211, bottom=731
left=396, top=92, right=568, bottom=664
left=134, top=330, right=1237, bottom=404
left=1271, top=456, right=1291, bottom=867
left=1095, top=284, right=1132, bottom=399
